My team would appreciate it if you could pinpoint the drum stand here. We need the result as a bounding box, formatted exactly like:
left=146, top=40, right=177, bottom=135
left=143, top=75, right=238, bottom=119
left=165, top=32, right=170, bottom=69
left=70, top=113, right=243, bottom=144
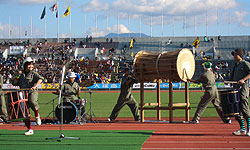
left=46, top=65, right=80, bottom=142
left=45, top=100, right=80, bottom=141
left=72, top=99, right=87, bottom=124
left=86, top=90, right=97, bottom=123
left=46, top=96, right=58, bottom=123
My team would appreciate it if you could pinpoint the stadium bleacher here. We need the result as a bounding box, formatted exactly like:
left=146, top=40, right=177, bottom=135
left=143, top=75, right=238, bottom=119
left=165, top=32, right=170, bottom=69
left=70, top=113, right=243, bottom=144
left=0, top=36, right=249, bottom=83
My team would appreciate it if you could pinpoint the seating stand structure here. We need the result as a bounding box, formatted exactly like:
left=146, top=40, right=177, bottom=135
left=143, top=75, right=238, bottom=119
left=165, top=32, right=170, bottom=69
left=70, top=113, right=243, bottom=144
left=139, top=64, right=191, bottom=123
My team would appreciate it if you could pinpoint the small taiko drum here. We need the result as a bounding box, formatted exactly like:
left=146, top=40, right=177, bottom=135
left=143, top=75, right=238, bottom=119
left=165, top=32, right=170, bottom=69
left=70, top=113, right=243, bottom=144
left=6, top=90, right=30, bottom=121
left=219, top=89, right=240, bottom=117
left=133, top=48, right=195, bottom=82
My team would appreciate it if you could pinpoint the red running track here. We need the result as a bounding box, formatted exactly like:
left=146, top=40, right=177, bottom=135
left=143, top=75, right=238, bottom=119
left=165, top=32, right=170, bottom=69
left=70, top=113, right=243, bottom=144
left=0, top=117, right=249, bottom=150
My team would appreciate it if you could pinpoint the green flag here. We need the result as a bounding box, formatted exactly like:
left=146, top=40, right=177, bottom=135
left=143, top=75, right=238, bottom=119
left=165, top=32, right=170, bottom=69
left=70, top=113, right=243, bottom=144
left=40, top=6, right=46, bottom=20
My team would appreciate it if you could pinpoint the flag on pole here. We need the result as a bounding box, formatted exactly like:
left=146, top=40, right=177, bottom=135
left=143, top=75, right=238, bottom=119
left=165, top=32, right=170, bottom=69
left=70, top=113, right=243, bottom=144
left=192, top=37, right=200, bottom=48
left=63, top=6, right=70, bottom=18
left=40, top=6, right=46, bottom=20
left=56, top=10, right=58, bottom=18
left=50, top=3, right=58, bottom=14
left=129, top=38, right=135, bottom=50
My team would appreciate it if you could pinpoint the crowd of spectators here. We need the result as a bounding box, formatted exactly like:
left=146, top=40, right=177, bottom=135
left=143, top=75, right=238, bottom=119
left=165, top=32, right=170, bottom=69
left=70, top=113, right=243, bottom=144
left=0, top=40, right=132, bottom=85
left=214, top=61, right=231, bottom=81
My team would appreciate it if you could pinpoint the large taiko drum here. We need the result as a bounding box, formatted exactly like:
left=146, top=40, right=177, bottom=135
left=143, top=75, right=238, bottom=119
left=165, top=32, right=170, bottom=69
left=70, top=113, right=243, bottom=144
left=6, top=90, right=30, bottom=121
left=219, top=89, right=240, bottom=117
left=133, top=49, right=195, bottom=82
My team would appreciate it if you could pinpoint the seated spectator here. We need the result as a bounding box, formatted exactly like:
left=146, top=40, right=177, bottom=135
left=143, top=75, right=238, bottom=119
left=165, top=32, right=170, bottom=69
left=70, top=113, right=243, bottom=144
left=218, top=35, right=221, bottom=41
left=167, top=39, right=172, bottom=45
left=204, top=36, right=208, bottom=42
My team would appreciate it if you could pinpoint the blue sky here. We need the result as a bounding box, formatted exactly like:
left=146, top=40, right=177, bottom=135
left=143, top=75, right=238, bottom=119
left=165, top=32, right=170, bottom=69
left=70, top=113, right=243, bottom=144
left=0, top=0, right=250, bottom=39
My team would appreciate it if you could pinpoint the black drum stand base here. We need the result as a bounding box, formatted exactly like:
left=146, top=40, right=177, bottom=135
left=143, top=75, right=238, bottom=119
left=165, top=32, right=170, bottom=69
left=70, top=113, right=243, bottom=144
left=45, top=133, right=80, bottom=142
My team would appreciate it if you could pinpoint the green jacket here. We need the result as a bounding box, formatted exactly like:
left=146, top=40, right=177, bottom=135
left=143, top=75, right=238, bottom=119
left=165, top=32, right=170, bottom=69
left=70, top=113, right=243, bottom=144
left=230, top=60, right=250, bottom=93
left=195, top=70, right=216, bottom=90
left=62, top=81, right=79, bottom=101
left=12, top=71, right=44, bottom=91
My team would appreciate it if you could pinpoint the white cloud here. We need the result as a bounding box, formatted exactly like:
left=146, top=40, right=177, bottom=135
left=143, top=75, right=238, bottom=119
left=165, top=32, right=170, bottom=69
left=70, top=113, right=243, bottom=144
left=82, top=0, right=110, bottom=12
left=89, top=24, right=131, bottom=37
left=111, top=0, right=238, bottom=16
left=18, top=0, right=55, bottom=4
left=234, top=11, right=250, bottom=27
left=0, top=22, right=43, bottom=38
left=81, top=0, right=242, bottom=29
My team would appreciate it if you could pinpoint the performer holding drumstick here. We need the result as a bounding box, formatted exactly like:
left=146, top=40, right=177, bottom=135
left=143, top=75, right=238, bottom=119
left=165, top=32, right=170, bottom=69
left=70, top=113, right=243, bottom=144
left=55, top=72, right=80, bottom=102
left=11, top=57, right=44, bottom=135
left=187, top=62, right=231, bottom=124
left=0, top=72, right=10, bottom=123
left=107, top=67, right=140, bottom=122
left=230, top=48, right=250, bottom=136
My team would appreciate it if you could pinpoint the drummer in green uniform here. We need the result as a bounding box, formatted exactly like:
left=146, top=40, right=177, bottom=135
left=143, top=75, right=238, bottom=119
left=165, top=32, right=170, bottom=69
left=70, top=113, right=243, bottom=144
left=12, top=57, right=44, bottom=135
left=0, top=73, right=10, bottom=123
left=230, top=48, right=250, bottom=136
left=107, top=67, right=140, bottom=122
left=59, top=72, right=80, bottom=102
left=188, top=62, right=231, bottom=124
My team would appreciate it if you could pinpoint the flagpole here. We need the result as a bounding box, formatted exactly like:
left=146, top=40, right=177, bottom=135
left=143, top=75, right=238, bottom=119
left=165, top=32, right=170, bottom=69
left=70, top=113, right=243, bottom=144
left=217, top=11, right=219, bottom=35
left=95, top=14, right=98, bottom=34
left=30, top=16, right=32, bottom=39
left=57, top=0, right=59, bottom=42
left=8, top=16, right=10, bottom=39
left=206, top=11, right=208, bottom=36
left=106, top=13, right=108, bottom=30
left=45, top=13, right=47, bottom=39
left=128, top=13, right=130, bottom=37
left=139, top=16, right=141, bottom=37
left=194, top=16, right=196, bottom=36
left=117, top=13, right=119, bottom=38
left=183, top=14, right=186, bottom=37
left=84, top=14, right=86, bottom=36
left=70, top=6, right=71, bottom=42
left=161, top=12, right=164, bottom=36
left=172, top=16, right=175, bottom=37
left=150, top=14, right=152, bottom=37
left=19, top=16, right=21, bottom=39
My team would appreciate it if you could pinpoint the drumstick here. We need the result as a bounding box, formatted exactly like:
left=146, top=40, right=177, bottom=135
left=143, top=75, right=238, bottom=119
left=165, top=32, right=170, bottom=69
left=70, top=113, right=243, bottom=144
left=183, top=68, right=189, bottom=81
left=16, top=88, right=31, bottom=91
left=218, top=73, right=224, bottom=81
left=224, top=81, right=238, bottom=84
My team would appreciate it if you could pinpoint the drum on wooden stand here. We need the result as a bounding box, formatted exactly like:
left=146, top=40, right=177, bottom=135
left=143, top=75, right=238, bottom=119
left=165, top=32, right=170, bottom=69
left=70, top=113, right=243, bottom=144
left=55, top=102, right=78, bottom=123
left=219, top=89, right=240, bottom=117
left=133, top=48, right=195, bottom=82
left=7, top=90, right=30, bottom=121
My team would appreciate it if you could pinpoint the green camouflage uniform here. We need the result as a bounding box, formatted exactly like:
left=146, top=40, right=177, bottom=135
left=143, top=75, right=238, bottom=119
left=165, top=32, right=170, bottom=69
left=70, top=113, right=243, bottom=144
left=192, top=70, right=226, bottom=122
left=230, top=60, right=250, bottom=120
left=61, top=81, right=79, bottom=102
left=109, top=75, right=140, bottom=121
left=0, top=75, right=8, bottom=120
left=14, top=71, right=44, bottom=112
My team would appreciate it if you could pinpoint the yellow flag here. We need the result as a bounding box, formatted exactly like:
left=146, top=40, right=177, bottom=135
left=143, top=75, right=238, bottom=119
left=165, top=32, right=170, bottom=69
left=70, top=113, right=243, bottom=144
left=192, top=37, right=200, bottom=48
left=63, top=6, right=70, bottom=18
left=129, top=38, right=134, bottom=50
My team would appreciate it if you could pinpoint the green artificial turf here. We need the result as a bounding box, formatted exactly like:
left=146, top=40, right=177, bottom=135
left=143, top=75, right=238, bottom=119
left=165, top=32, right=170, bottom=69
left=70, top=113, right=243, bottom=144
left=37, top=91, right=220, bottom=119
left=0, top=130, right=153, bottom=150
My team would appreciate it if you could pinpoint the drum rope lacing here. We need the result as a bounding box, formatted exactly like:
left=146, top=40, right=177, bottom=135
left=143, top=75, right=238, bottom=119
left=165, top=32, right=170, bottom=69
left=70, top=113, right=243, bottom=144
left=156, top=52, right=167, bottom=79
